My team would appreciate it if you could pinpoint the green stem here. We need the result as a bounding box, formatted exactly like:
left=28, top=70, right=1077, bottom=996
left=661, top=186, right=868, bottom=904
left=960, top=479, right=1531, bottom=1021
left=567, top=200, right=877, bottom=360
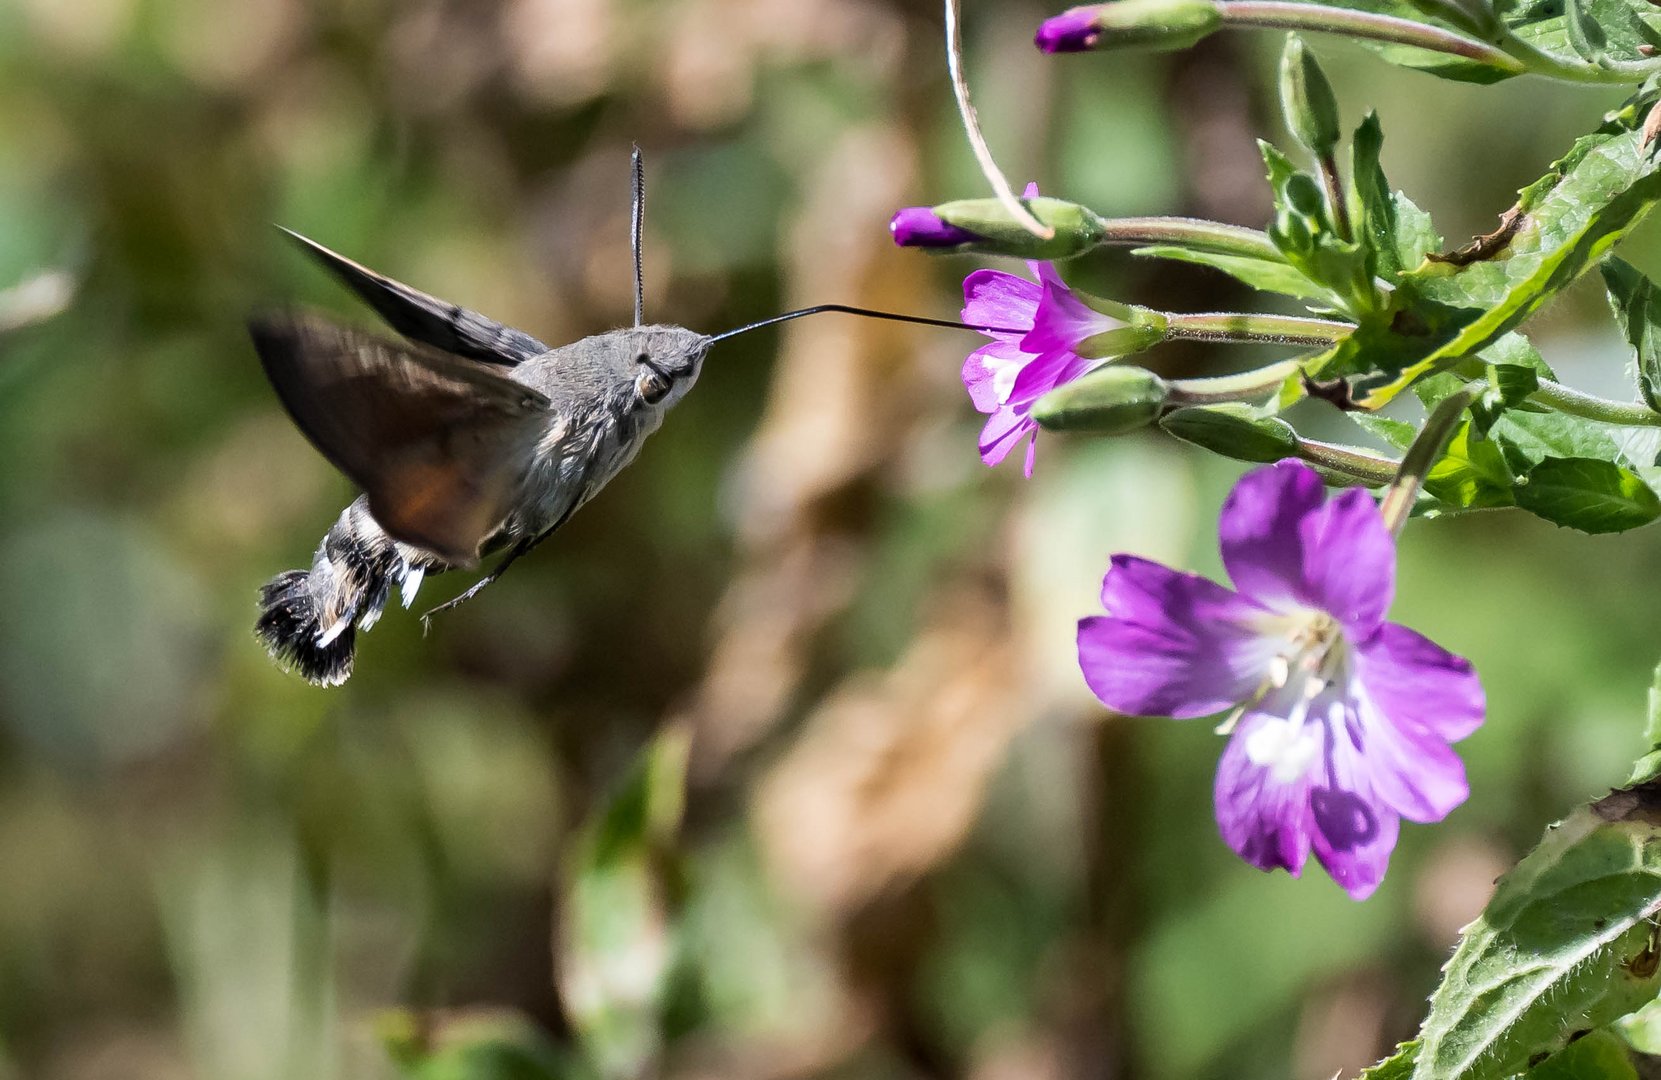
left=1293, top=437, right=1401, bottom=486
left=1527, top=377, right=1661, bottom=428
left=1318, top=154, right=1352, bottom=244
left=1167, top=360, right=1304, bottom=405
left=1099, top=217, right=1286, bottom=261
left=1217, top=1, right=1527, bottom=73
left=1380, top=384, right=1482, bottom=533
left=1163, top=312, right=1352, bottom=347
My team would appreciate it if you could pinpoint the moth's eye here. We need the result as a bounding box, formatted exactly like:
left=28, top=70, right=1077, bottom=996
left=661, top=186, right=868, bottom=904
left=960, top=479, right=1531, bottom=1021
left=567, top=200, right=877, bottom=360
left=636, top=366, right=671, bottom=404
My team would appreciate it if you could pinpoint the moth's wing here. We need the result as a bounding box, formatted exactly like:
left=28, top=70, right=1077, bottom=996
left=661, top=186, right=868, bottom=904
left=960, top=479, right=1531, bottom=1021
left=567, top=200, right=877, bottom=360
left=250, top=313, right=554, bottom=565
left=279, top=227, right=550, bottom=366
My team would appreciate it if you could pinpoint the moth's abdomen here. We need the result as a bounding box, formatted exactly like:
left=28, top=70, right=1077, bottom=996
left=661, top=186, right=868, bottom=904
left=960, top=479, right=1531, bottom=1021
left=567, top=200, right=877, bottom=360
left=255, top=497, right=440, bottom=685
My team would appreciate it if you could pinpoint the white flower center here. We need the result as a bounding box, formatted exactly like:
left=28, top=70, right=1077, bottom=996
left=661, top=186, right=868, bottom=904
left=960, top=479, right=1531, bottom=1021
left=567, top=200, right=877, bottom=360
left=1244, top=714, right=1321, bottom=784
left=1228, top=607, right=1350, bottom=787
left=1254, top=608, right=1346, bottom=690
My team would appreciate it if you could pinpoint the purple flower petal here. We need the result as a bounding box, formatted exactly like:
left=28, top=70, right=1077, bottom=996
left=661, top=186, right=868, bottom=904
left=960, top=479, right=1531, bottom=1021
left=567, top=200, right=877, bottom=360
left=962, top=268, right=1040, bottom=339
left=962, top=339, right=1027, bottom=413
left=1345, top=677, right=1470, bottom=823
left=1036, top=8, right=1102, bottom=52
left=1218, top=462, right=1395, bottom=634
left=1214, top=710, right=1315, bottom=876
left=1298, top=487, right=1395, bottom=636
left=979, top=407, right=1034, bottom=468
left=1218, top=461, right=1327, bottom=611
left=891, top=207, right=984, bottom=248
left=1354, top=622, right=1485, bottom=743
left=1077, top=555, right=1277, bottom=718
left=1021, top=263, right=1122, bottom=356
left=1307, top=695, right=1402, bottom=900
left=1007, top=348, right=1088, bottom=405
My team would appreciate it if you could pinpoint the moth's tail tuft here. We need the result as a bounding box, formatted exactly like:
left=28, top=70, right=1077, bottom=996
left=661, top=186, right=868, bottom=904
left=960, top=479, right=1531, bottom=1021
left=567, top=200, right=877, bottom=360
left=253, top=496, right=435, bottom=687
left=255, top=568, right=357, bottom=686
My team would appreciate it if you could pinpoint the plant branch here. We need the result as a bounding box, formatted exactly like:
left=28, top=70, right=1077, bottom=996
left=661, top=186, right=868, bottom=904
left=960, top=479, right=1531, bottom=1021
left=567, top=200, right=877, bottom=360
left=945, top=0, right=1051, bottom=239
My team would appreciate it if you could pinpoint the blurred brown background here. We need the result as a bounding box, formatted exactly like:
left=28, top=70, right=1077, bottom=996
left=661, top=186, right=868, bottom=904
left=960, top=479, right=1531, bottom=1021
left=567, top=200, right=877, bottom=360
left=1, top=1, right=1659, bottom=1077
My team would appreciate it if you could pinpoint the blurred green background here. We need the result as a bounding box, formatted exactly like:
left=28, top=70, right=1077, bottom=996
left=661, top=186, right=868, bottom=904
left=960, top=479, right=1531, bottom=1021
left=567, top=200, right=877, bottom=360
left=1, top=1, right=1660, bottom=1077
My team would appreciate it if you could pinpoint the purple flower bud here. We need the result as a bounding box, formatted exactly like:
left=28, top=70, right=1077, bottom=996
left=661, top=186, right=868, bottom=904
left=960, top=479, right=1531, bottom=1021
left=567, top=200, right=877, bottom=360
left=889, top=207, right=984, bottom=248
left=1035, top=8, right=1102, bottom=52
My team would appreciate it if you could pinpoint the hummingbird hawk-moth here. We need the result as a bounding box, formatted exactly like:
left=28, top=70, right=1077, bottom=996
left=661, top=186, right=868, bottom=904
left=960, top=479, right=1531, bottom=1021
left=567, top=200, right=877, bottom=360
left=252, top=151, right=1001, bottom=685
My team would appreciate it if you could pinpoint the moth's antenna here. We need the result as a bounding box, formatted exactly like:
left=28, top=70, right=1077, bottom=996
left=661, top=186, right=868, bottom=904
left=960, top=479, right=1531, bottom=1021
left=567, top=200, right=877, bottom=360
left=710, top=304, right=1024, bottom=343
left=630, top=144, right=645, bottom=328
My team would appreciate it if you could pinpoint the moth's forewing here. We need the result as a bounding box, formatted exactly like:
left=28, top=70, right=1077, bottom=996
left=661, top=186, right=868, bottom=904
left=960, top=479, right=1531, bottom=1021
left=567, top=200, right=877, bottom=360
left=279, top=228, right=550, bottom=367
left=249, top=314, right=553, bottom=564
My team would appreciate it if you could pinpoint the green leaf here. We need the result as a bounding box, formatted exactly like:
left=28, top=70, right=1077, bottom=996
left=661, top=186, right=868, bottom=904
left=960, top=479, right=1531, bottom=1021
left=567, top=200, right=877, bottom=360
left=559, top=728, right=690, bottom=1080
left=1351, top=413, right=1418, bottom=450
left=1424, top=420, right=1517, bottom=509
left=1412, top=783, right=1661, bottom=1080
left=1525, top=1029, right=1640, bottom=1080
left=1602, top=257, right=1661, bottom=412
left=1363, top=0, right=1659, bottom=79
left=1357, top=42, right=1517, bottom=83
left=1362, top=1041, right=1422, bottom=1080
left=1484, top=331, right=1560, bottom=380
left=1618, top=998, right=1661, bottom=1054
left=1131, top=245, right=1330, bottom=300
left=1470, top=362, right=1541, bottom=434
left=1309, top=95, right=1661, bottom=408
left=1350, top=113, right=1442, bottom=281
left=1160, top=403, right=1300, bottom=462
left=1564, top=0, right=1661, bottom=67
left=1490, top=410, right=1630, bottom=472
left=1514, top=457, right=1661, bottom=532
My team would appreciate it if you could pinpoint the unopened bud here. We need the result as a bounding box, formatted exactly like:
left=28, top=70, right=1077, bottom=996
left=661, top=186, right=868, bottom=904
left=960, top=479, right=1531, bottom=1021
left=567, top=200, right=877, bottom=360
left=925, top=196, right=1108, bottom=260
left=1278, top=36, right=1341, bottom=160
left=1160, top=404, right=1298, bottom=462
left=1035, top=0, right=1222, bottom=54
left=1033, top=365, right=1169, bottom=433
left=889, top=207, right=987, bottom=249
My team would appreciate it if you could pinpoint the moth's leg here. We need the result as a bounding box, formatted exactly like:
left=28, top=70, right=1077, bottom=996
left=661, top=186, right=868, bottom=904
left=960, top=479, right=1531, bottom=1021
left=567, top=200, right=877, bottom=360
left=417, top=511, right=572, bottom=632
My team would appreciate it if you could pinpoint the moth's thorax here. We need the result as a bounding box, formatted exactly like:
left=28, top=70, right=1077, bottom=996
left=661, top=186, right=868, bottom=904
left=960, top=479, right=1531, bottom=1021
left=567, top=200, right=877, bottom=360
left=500, top=323, right=710, bottom=540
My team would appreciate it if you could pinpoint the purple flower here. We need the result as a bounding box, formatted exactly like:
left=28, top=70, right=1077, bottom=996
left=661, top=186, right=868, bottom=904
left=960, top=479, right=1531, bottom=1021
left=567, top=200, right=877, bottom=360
left=890, top=207, right=986, bottom=248
left=961, top=261, right=1129, bottom=475
left=1076, top=462, right=1484, bottom=899
left=1035, top=8, right=1102, bottom=51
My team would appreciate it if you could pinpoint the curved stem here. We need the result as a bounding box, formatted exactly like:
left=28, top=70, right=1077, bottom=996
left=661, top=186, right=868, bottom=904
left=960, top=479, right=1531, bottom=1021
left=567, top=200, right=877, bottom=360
left=1528, top=377, right=1661, bottom=427
left=1098, top=217, right=1286, bottom=260
left=945, top=0, right=1051, bottom=239
left=1217, top=1, right=1527, bottom=72
left=1163, top=312, right=1353, bottom=347
left=1380, top=384, right=1482, bottom=533
left=1293, top=437, right=1401, bottom=486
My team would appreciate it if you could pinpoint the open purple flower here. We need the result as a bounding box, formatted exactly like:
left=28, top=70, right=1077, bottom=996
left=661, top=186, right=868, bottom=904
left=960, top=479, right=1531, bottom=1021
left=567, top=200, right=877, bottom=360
left=961, top=261, right=1131, bottom=475
left=1076, top=461, right=1484, bottom=899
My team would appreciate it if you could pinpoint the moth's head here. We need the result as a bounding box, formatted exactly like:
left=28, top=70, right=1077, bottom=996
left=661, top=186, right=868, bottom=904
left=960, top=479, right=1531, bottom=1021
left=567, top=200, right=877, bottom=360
left=627, top=324, right=711, bottom=410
